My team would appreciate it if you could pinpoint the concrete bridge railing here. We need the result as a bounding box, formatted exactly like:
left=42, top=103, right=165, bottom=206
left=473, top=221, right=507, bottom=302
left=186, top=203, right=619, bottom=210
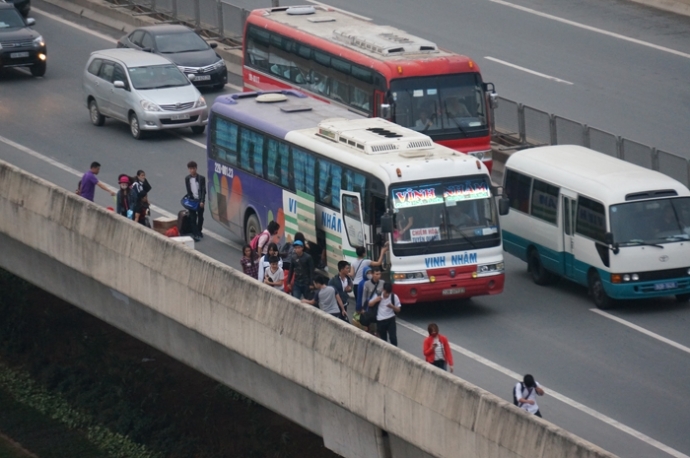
left=0, top=159, right=617, bottom=458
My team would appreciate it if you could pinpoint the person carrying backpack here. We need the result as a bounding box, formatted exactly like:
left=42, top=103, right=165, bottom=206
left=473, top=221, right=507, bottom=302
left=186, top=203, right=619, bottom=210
left=513, top=374, right=545, bottom=417
left=370, top=282, right=401, bottom=346
left=252, top=220, right=280, bottom=255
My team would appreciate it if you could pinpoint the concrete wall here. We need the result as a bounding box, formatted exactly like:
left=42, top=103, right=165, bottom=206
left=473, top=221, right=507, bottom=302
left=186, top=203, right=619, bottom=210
left=0, top=159, right=617, bottom=458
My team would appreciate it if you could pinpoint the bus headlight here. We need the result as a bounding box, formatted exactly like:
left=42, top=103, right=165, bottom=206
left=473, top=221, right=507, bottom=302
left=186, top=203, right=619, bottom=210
left=392, top=271, right=427, bottom=282
left=631, top=274, right=639, bottom=281
left=623, top=274, right=631, bottom=282
left=476, top=262, right=504, bottom=275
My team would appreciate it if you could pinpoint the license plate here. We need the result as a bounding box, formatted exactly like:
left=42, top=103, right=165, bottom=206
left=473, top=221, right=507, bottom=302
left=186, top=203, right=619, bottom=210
left=11, top=52, right=29, bottom=58
left=654, top=282, right=677, bottom=291
left=194, top=75, right=211, bottom=81
left=171, top=114, right=190, bottom=121
left=442, top=287, right=465, bottom=296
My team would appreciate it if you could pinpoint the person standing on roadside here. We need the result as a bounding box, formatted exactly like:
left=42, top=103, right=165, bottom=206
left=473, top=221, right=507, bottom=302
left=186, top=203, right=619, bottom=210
left=115, top=176, right=135, bottom=218
left=258, top=243, right=283, bottom=283
left=184, top=161, right=206, bottom=242
left=257, top=220, right=281, bottom=256
left=372, top=282, right=401, bottom=346
left=514, top=374, right=545, bottom=417
left=302, top=275, right=347, bottom=321
left=329, top=260, right=353, bottom=317
left=77, top=161, right=115, bottom=202
left=287, top=240, right=314, bottom=300
left=240, top=244, right=260, bottom=280
left=423, top=323, right=454, bottom=373
left=350, top=245, right=388, bottom=303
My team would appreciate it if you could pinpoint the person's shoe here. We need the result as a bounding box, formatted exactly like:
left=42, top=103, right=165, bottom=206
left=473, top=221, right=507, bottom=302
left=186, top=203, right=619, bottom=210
left=199, top=232, right=204, bottom=238
left=192, top=236, right=201, bottom=242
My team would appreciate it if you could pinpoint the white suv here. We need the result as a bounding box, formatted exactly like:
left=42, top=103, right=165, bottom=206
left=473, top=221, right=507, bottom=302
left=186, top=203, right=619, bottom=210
left=82, top=48, right=208, bottom=139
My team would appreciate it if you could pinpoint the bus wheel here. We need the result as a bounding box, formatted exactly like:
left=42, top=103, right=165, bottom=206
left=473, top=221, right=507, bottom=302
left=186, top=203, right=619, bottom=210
left=528, top=249, right=552, bottom=286
left=676, top=293, right=690, bottom=303
left=245, top=213, right=260, bottom=244
left=589, top=271, right=613, bottom=309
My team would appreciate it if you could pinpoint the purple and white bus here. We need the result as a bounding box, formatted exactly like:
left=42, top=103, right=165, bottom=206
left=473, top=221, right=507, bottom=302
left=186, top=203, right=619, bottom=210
left=207, top=90, right=505, bottom=304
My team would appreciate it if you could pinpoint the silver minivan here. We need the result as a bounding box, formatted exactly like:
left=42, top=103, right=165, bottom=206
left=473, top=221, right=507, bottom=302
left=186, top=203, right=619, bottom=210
left=82, top=48, right=208, bottom=139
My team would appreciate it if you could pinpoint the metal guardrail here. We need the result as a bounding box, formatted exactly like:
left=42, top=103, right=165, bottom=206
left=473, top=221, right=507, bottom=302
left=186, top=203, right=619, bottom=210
left=492, top=96, right=690, bottom=187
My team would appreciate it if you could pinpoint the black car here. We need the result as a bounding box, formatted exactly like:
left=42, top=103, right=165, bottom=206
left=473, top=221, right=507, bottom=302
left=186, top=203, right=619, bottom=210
left=0, top=2, right=46, bottom=76
left=4, top=0, right=30, bottom=17
left=117, top=25, right=227, bottom=90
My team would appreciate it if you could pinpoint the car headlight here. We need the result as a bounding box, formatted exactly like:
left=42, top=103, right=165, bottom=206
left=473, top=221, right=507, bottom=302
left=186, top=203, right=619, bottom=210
left=194, top=96, right=206, bottom=108
left=33, top=35, right=45, bottom=47
left=140, top=100, right=161, bottom=112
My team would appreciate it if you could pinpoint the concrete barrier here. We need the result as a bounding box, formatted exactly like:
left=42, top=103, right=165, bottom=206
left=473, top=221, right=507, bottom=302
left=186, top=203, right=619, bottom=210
left=0, top=159, right=618, bottom=458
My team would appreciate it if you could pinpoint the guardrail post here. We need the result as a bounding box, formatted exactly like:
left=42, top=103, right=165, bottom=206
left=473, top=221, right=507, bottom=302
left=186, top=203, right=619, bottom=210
left=217, top=0, right=224, bottom=37
left=517, top=104, right=525, bottom=144
left=651, top=147, right=659, bottom=171
left=582, top=124, right=590, bottom=148
left=549, top=114, right=557, bottom=145
left=194, top=0, right=200, bottom=29
left=617, top=136, right=624, bottom=160
left=171, top=0, right=177, bottom=20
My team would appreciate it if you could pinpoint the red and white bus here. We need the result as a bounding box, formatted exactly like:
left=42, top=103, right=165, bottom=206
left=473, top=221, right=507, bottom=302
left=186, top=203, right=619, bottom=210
left=242, top=5, right=498, bottom=170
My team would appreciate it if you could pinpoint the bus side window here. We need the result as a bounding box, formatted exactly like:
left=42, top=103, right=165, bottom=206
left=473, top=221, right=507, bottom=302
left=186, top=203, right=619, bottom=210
left=504, top=169, right=531, bottom=213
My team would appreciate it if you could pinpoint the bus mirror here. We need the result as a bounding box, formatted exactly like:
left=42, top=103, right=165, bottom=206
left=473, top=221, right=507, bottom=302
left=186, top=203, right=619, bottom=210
left=379, top=103, right=391, bottom=119
left=604, top=232, right=614, bottom=245
left=380, top=213, right=393, bottom=233
left=488, top=91, right=498, bottom=109
left=498, top=197, right=510, bottom=216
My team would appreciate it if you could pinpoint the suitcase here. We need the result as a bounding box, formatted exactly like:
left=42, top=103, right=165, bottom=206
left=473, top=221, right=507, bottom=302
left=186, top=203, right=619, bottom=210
left=177, top=209, right=192, bottom=235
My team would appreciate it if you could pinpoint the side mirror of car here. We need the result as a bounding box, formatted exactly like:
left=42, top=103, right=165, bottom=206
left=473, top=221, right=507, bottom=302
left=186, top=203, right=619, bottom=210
left=380, top=212, right=393, bottom=233
left=113, top=80, right=126, bottom=89
left=498, top=197, right=510, bottom=216
left=26, top=18, right=36, bottom=26
left=209, top=42, right=218, bottom=49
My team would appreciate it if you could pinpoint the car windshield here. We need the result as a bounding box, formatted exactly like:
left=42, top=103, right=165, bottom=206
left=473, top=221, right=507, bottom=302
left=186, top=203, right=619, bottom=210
left=389, top=73, right=489, bottom=140
left=128, top=64, right=190, bottom=90
left=610, top=197, right=690, bottom=245
left=0, top=9, right=25, bottom=28
left=389, top=176, right=500, bottom=256
left=155, top=32, right=208, bottom=53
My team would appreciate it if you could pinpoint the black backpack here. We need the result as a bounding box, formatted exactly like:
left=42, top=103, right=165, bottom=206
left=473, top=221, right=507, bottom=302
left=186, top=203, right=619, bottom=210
left=513, top=382, right=533, bottom=406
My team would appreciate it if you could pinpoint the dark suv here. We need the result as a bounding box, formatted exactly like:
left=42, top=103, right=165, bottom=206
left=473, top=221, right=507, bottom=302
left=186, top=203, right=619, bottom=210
left=0, top=2, right=46, bottom=76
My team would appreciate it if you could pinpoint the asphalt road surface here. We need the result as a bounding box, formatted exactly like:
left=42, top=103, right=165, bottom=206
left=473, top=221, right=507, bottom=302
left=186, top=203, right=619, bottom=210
left=1, top=2, right=690, bottom=458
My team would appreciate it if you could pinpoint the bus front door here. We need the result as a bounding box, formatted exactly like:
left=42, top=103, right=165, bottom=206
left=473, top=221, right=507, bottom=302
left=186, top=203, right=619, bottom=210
left=340, top=191, right=366, bottom=261
left=561, top=189, right=577, bottom=278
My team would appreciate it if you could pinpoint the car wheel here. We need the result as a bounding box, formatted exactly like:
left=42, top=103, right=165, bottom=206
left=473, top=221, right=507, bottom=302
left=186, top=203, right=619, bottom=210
left=191, top=125, right=206, bottom=135
left=129, top=113, right=144, bottom=140
left=245, top=213, right=260, bottom=244
left=88, top=100, right=105, bottom=126
left=676, top=293, right=690, bottom=303
left=528, top=249, right=553, bottom=286
left=30, top=62, right=46, bottom=77
left=589, top=271, right=613, bottom=309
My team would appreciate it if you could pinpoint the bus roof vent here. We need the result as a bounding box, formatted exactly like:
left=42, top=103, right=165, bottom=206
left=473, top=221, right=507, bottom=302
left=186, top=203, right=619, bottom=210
left=332, top=26, right=439, bottom=56
left=256, top=93, right=288, bottom=103
left=286, top=5, right=316, bottom=15
left=308, top=16, right=336, bottom=23
left=316, top=119, right=434, bottom=155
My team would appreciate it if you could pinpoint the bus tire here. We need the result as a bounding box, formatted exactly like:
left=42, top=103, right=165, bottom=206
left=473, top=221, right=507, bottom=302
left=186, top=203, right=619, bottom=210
left=528, top=249, right=552, bottom=286
left=589, top=271, right=613, bottom=310
left=245, top=213, right=260, bottom=244
left=676, top=293, right=690, bottom=303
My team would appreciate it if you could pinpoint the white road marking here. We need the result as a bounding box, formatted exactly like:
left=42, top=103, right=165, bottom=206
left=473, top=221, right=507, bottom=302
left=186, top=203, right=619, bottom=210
left=490, top=0, right=690, bottom=60
left=225, top=82, right=243, bottom=92
left=398, top=319, right=690, bottom=458
left=0, top=135, right=243, bottom=251
left=304, top=0, right=371, bottom=21
left=33, top=7, right=118, bottom=43
left=484, top=57, right=574, bottom=85
left=591, top=309, right=690, bottom=355
left=2, top=132, right=688, bottom=458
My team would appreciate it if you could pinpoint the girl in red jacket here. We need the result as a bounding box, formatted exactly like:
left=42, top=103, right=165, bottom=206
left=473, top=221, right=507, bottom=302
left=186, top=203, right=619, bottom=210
left=423, top=323, right=454, bottom=373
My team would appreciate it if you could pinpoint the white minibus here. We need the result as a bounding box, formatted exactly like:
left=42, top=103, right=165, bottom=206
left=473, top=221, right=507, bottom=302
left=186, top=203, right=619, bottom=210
left=501, top=145, right=690, bottom=308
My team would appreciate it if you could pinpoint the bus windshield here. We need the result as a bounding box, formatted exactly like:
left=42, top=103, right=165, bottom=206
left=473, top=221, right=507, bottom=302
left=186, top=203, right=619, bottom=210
left=610, top=197, right=690, bottom=245
left=390, top=74, right=488, bottom=139
left=390, top=176, right=499, bottom=256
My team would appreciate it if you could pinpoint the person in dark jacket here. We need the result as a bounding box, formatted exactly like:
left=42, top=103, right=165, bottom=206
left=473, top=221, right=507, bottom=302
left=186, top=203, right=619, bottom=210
left=131, top=170, right=152, bottom=227
left=115, top=175, right=135, bottom=218
left=287, top=240, right=314, bottom=300
left=329, top=260, right=353, bottom=317
left=184, top=161, right=206, bottom=242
